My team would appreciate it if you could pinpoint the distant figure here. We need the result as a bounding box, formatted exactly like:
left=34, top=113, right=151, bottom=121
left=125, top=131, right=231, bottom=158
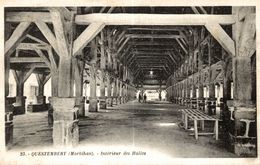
left=143, top=94, right=147, bottom=103
left=159, top=94, right=162, bottom=101
left=138, top=93, right=142, bottom=103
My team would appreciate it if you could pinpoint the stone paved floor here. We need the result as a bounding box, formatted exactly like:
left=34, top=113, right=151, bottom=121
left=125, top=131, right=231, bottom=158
left=10, top=100, right=237, bottom=158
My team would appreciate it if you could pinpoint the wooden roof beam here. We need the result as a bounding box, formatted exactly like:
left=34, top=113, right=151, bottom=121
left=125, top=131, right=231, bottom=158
left=75, top=14, right=235, bottom=25
left=35, top=21, right=60, bottom=55
left=126, top=34, right=184, bottom=39
left=10, top=57, right=45, bottom=63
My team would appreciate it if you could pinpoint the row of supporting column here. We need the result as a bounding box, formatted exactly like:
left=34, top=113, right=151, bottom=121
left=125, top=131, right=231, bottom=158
left=167, top=82, right=218, bottom=116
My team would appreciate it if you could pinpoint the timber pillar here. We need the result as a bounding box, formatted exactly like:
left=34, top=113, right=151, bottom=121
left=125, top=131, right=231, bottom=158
left=99, top=71, right=107, bottom=109
left=52, top=97, right=79, bottom=147
left=5, top=98, right=14, bottom=148
left=229, top=6, right=256, bottom=156
left=75, top=97, right=85, bottom=116
left=197, top=84, right=204, bottom=111
left=99, top=96, right=107, bottom=109
left=89, top=64, right=98, bottom=112
left=191, top=85, right=197, bottom=109
left=206, top=83, right=216, bottom=115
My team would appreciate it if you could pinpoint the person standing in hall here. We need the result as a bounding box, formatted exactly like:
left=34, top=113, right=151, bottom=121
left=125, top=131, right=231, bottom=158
left=143, top=93, right=147, bottom=103
left=138, top=93, right=142, bottom=103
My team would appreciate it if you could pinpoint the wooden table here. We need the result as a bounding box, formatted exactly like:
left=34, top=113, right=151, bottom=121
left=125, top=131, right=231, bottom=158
left=181, top=109, right=219, bottom=140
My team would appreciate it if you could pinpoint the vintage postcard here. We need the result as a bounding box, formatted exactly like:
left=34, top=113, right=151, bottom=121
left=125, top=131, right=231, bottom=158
left=0, top=0, right=259, bottom=165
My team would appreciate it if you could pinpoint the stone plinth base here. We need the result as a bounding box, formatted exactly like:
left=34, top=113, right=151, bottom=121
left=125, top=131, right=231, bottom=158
left=53, top=120, right=79, bottom=147
left=13, top=96, right=26, bottom=115
left=113, top=97, right=118, bottom=105
left=89, top=97, right=98, bottom=112
left=76, top=97, right=85, bottom=116
left=197, top=98, right=205, bottom=111
left=36, top=96, right=46, bottom=104
left=228, top=133, right=256, bottom=157
left=191, top=98, right=197, bottom=109
left=117, top=97, right=122, bottom=104
left=99, top=97, right=107, bottom=109
left=106, top=97, right=112, bottom=107
left=52, top=97, right=79, bottom=147
left=27, top=103, right=49, bottom=112
left=205, top=98, right=216, bottom=115
left=5, top=104, right=14, bottom=147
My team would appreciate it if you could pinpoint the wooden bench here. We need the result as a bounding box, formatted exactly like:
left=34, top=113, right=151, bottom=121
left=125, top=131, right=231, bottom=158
left=181, top=109, right=219, bottom=140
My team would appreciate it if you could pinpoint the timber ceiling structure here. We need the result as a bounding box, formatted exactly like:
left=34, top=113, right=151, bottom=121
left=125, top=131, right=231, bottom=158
left=5, top=6, right=233, bottom=89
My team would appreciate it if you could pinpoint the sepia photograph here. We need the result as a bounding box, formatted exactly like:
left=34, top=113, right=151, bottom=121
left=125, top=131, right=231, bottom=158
left=0, top=1, right=259, bottom=164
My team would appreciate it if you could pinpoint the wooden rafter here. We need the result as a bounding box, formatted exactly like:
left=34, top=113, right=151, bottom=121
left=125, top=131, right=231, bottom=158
left=175, top=38, right=188, bottom=54
left=26, top=34, right=48, bottom=45
left=5, top=22, right=31, bottom=57
left=205, top=22, right=235, bottom=56
left=35, top=21, right=59, bottom=55
left=34, top=48, right=52, bottom=69
left=117, top=37, right=130, bottom=54
left=73, top=23, right=105, bottom=56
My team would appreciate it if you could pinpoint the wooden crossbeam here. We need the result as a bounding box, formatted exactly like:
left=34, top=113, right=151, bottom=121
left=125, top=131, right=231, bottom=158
left=132, top=51, right=168, bottom=55
left=23, top=67, right=35, bottom=83
left=191, top=7, right=200, bottom=14
left=43, top=74, right=51, bottom=84
left=35, top=21, right=59, bottom=55
left=16, top=43, right=49, bottom=50
left=6, top=12, right=52, bottom=22
left=99, top=7, right=106, bottom=13
left=73, top=23, right=105, bottom=56
left=205, top=22, right=235, bottom=56
left=131, top=42, right=175, bottom=45
left=75, top=14, right=235, bottom=25
left=26, top=34, right=48, bottom=45
left=133, top=48, right=176, bottom=51
left=10, top=57, right=45, bottom=63
left=47, top=48, right=57, bottom=70
left=127, top=27, right=186, bottom=31
left=175, top=38, right=188, bottom=54
left=126, top=34, right=184, bottom=39
left=34, top=48, right=52, bottom=69
left=5, top=22, right=31, bottom=57
left=107, top=7, right=115, bottom=13
left=117, top=37, right=130, bottom=54
left=115, top=30, right=126, bottom=45
left=199, top=7, right=208, bottom=14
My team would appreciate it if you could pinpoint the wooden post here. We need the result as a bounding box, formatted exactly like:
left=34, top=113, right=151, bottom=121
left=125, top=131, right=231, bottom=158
left=106, top=75, right=112, bottom=107
left=99, top=31, right=107, bottom=109
left=12, top=68, right=34, bottom=115
left=4, top=23, right=14, bottom=147
left=191, top=84, right=197, bottom=109
left=36, top=73, right=51, bottom=104
left=89, top=63, right=98, bottom=112
left=113, top=78, right=118, bottom=105
left=230, top=7, right=256, bottom=156
left=50, top=9, right=79, bottom=147
left=72, top=56, right=85, bottom=116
